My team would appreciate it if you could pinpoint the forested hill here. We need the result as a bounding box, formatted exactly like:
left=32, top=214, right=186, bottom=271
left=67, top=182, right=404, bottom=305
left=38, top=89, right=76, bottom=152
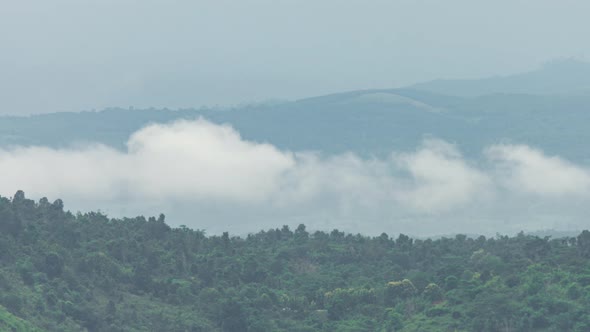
left=1, top=191, right=590, bottom=331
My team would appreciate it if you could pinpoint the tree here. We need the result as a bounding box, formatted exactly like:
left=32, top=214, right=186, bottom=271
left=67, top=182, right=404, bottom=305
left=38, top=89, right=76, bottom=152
left=577, top=230, right=590, bottom=257
left=220, top=300, right=248, bottom=332
left=43, top=252, right=64, bottom=279
left=0, top=202, right=21, bottom=236
left=295, top=224, right=309, bottom=242
left=423, top=283, right=443, bottom=302
left=385, top=279, right=417, bottom=305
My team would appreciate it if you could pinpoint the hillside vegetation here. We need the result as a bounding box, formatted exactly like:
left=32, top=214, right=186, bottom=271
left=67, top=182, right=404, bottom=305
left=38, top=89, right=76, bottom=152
left=0, top=304, right=42, bottom=332
left=1, top=191, right=590, bottom=331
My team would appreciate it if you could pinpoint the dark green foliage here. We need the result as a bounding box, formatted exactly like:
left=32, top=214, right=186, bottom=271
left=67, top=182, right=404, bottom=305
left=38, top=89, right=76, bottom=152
left=1, top=192, right=590, bottom=331
left=0, top=304, right=42, bottom=332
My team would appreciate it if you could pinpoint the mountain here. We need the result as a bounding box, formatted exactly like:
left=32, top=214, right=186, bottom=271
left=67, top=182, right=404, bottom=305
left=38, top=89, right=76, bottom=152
left=2, top=88, right=590, bottom=163
left=2, top=60, right=590, bottom=164
left=412, top=59, right=590, bottom=97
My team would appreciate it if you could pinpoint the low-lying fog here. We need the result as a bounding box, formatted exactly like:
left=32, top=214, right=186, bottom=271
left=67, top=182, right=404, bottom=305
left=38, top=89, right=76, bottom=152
left=1, top=119, right=588, bottom=236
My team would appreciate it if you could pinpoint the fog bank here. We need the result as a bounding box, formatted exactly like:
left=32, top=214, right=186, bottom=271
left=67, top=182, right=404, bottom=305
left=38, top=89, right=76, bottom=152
left=1, top=119, right=588, bottom=236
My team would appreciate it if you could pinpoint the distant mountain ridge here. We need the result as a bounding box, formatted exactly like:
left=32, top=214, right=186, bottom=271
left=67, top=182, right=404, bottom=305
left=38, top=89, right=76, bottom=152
left=411, top=59, right=590, bottom=97
left=1, top=60, right=590, bottom=163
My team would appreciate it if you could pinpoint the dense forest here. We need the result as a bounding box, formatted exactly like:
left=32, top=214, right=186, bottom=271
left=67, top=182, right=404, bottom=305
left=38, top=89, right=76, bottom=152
left=1, top=191, right=590, bottom=331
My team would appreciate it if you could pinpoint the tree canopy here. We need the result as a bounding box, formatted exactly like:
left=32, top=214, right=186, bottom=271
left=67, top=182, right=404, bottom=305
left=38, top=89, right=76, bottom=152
left=1, top=192, right=590, bottom=331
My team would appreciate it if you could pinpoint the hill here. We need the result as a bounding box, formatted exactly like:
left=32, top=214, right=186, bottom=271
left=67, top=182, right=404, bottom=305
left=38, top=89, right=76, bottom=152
left=1, top=191, right=590, bottom=331
left=412, top=59, right=590, bottom=97
left=2, top=87, right=590, bottom=162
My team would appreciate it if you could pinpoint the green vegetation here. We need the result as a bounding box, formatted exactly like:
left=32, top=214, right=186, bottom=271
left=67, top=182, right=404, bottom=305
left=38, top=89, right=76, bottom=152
left=0, top=304, right=42, bottom=332
left=2, top=191, right=590, bottom=331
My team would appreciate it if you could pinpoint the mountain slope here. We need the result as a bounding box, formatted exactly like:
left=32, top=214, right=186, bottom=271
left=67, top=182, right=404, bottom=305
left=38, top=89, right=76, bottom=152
left=2, top=61, right=590, bottom=163
left=2, top=89, right=590, bottom=162
left=412, top=59, right=590, bottom=97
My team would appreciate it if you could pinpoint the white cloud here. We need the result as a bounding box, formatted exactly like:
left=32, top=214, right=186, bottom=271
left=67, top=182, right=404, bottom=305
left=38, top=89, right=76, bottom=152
left=1, top=119, right=590, bottom=236
left=0, top=119, right=294, bottom=203
left=0, top=145, right=124, bottom=199
left=394, top=139, right=492, bottom=213
left=486, top=144, right=590, bottom=196
left=125, top=120, right=295, bottom=202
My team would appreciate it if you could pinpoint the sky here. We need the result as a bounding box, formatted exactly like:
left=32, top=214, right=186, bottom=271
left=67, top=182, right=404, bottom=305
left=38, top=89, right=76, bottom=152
left=1, top=0, right=590, bottom=115
left=2, top=2, right=590, bottom=236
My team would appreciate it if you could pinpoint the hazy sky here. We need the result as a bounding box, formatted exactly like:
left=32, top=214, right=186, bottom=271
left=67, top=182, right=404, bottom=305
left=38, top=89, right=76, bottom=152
left=2, top=0, right=590, bottom=114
